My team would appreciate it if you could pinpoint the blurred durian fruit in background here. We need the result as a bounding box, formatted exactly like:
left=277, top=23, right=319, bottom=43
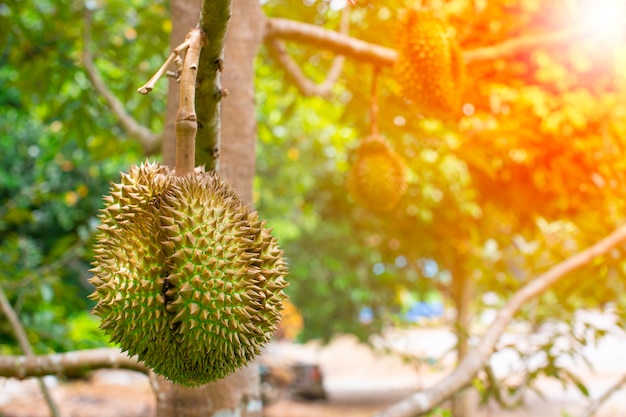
left=394, top=9, right=465, bottom=119
left=347, top=135, right=408, bottom=212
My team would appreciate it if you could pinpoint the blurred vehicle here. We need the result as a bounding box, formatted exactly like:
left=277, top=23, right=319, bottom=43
left=260, top=362, right=326, bottom=404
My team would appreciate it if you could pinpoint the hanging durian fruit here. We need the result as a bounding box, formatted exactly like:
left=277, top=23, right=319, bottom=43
left=89, top=161, right=288, bottom=386
left=394, top=9, right=465, bottom=118
left=347, top=135, right=408, bottom=212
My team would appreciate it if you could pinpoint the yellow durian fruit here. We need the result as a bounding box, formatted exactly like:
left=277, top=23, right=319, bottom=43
left=347, top=135, right=408, bottom=212
left=394, top=9, right=465, bottom=118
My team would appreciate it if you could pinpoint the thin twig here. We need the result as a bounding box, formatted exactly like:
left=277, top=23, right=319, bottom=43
left=375, top=224, right=626, bottom=417
left=580, top=372, right=626, bottom=417
left=463, top=27, right=581, bottom=63
left=484, top=363, right=526, bottom=408
left=82, top=8, right=161, bottom=155
left=137, top=40, right=191, bottom=95
left=137, top=51, right=179, bottom=95
left=0, top=285, right=61, bottom=417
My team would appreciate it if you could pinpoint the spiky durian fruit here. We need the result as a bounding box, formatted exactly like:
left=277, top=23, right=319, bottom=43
left=89, top=162, right=288, bottom=386
left=347, top=135, right=408, bottom=212
left=394, top=9, right=465, bottom=118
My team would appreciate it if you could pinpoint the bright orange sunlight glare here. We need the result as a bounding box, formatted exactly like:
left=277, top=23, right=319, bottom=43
left=579, top=0, right=626, bottom=42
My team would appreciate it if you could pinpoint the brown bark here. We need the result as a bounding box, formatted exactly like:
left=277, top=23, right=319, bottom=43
left=0, top=348, right=147, bottom=378
left=218, top=0, right=266, bottom=205
left=152, top=367, right=261, bottom=417
left=450, top=263, right=478, bottom=417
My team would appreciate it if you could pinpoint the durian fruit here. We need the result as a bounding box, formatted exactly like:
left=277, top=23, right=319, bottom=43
left=394, top=9, right=465, bottom=118
left=347, top=135, right=408, bottom=212
left=89, top=162, right=288, bottom=386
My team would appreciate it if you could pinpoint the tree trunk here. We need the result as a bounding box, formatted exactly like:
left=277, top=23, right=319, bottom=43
left=156, top=0, right=265, bottom=416
left=152, top=367, right=262, bottom=417
left=218, top=0, right=265, bottom=204
left=451, top=265, right=479, bottom=417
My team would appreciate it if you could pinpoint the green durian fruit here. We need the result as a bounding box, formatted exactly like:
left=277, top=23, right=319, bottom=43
left=347, top=135, right=408, bottom=212
left=89, top=162, right=288, bottom=386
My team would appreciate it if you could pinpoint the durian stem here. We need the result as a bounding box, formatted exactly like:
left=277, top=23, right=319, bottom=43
left=370, top=67, right=380, bottom=137
left=175, top=28, right=207, bottom=176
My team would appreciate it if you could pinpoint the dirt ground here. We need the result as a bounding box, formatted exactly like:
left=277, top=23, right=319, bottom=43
left=0, top=372, right=403, bottom=417
left=3, top=327, right=626, bottom=417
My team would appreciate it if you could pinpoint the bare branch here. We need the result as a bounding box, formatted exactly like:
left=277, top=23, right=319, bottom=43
left=265, top=8, right=349, bottom=98
left=82, top=9, right=161, bottom=155
left=375, top=224, right=626, bottom=417
left=265, top=17, right=589, bottom=67
left=0, top=348, right=147, bottom=379
left=0, top=285, right=60, bottom=417
left=580, top=372, right=626, bottom=417
left=137, top=41, right=191, bottom=95
left=463, top=27, right=582, bottom=63
left=265, top=17, right=396, bottom=66
left=484, top=363, right=526, bottom=408
left=265, top=39, right=346, bottom=98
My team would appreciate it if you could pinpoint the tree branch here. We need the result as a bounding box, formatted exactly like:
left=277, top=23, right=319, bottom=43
left=374, top=224, right=626, bottom=417
left=580, top=372, right=626, bottom=417
left=265, top=39, right=346, bottom=98
left=265, top=17, right=395, bottom=67
left=265, top=17, right=588, bottom=66
left=0, top=285, right=60, bottom=417
left=463, top=27, right=582, bottom=63
left=265, top=7, right=349, bottom=98
left=484, top=363, right=526, bottom=408
left=82, top=8, right=161, bottom=155
left=0, top=348, right=147, bottom=379
left=193, top=0, right=232, bottom=170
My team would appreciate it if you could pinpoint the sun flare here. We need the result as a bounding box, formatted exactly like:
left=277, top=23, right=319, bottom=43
left=579, top=0, right=626, bottom=41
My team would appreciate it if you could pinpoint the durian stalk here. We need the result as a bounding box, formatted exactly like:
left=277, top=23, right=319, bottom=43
left=195, top=0, right=232, bottom=170
left=175, top=28, right=208, bottom=176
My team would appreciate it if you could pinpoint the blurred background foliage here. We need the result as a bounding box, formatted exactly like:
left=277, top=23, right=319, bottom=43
left=257, top=0, right=626, bottom=341
left=2, top=0, right=626, bottom=405
left=0, top=0, right=168, bottom=353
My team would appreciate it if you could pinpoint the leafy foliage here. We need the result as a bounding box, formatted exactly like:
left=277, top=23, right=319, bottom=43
left=0, top=0, right=167, bottom=352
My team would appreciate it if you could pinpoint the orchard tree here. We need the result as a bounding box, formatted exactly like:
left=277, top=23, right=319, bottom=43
left=2, top=1, right=626, bottom=417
